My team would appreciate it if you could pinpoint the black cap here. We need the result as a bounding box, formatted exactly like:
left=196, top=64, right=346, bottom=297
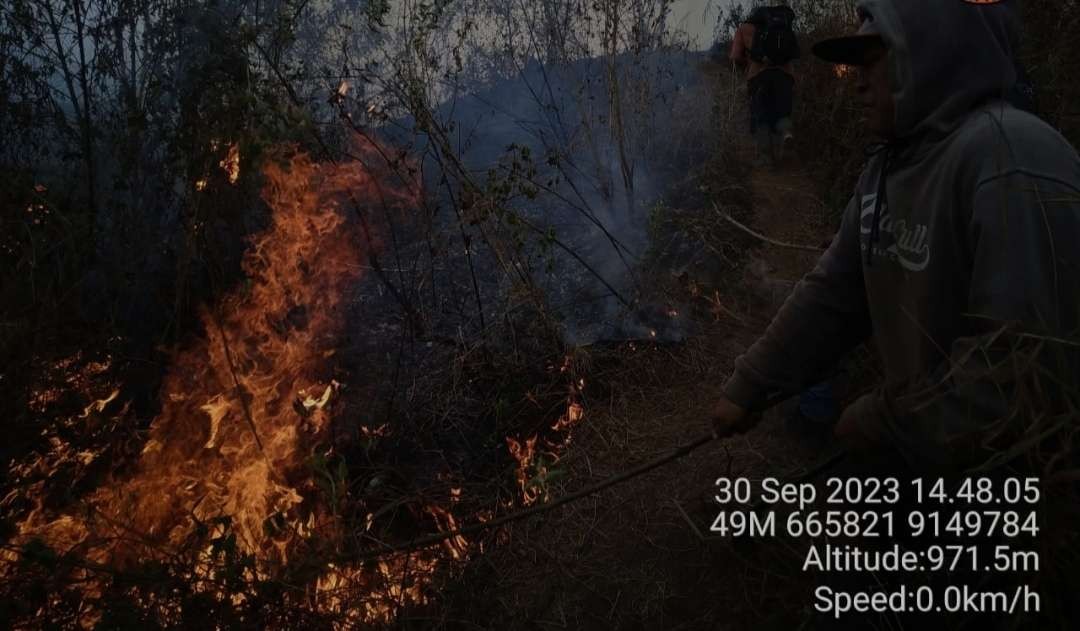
left=812, top=14, right=885, bottom=65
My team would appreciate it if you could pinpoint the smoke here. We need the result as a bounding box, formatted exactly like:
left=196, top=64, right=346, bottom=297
left=389, top=48, right=705, bottom=344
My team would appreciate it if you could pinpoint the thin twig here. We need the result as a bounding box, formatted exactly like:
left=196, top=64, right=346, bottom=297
left=712, top=202, right=824, bottom=253
left=671, top=498, right=706, bottom=541
left=711, top=290, right=747, bottom=324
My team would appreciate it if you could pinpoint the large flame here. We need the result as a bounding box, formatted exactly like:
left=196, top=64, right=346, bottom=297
left=93, top=147, right=360, bottom=563
left=6, top=134, right=590, bottom=626
left=6, top=138, right=431, bottom=624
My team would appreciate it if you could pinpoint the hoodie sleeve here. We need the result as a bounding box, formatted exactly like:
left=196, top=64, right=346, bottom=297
left=722, top=194, right=873, bottom=409
left=847, top=142, right=1080, bottom=474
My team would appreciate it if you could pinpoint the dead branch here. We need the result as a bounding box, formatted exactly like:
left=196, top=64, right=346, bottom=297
left=712, top=202, right=825, bottom=253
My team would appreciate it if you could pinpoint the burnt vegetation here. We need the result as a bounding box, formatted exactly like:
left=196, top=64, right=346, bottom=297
left=2, top=0, right=1079, bottom=628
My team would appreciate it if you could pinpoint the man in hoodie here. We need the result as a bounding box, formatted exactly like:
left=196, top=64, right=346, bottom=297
left=712, top=0, right=1080, bottom=476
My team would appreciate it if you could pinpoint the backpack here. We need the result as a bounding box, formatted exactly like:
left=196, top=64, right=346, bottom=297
left=747, top=6, right=800, bottom=66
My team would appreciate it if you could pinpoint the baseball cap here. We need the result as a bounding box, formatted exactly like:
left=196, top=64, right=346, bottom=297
left=812, top=10, right=886, bottom=65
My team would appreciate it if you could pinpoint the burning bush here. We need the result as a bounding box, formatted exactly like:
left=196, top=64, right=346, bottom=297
left=3, top=139, right=413, bottom=625
left=1, top=122, right=604, bottom=626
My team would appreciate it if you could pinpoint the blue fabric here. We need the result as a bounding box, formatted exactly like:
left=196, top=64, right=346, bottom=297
left=798, top=381, right=837, bottom=422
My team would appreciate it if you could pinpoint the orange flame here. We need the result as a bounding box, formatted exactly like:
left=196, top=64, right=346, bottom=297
left=93, top=147, right=367, bottom=564
left=220, top=143, right=240, bottom=184
left=506, top=435, right=541, bottom=505
left=6, top=137, right=444, bottom=625
left=507, top=355, right=587, bottom=505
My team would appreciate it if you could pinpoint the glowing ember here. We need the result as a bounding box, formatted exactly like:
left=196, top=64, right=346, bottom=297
left=509, top=358, right=587, bottom=504
left=551, top=401, right=584, bottom=433
left=220, top=143, right=241, bottom=184
left=359, top=423, right=390, bottom=439
left=80, top=389, right=120, bottom=418
left=834, top=64, right=852, bottom=78
left=506, top=435, right=541, bottom=505
left=28, top=353, right=114, bottom=414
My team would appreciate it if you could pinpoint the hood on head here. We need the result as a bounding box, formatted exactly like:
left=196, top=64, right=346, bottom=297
left=859, top=0, right=1019, bottom=139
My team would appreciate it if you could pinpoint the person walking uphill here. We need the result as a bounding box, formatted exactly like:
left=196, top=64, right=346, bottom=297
left=730, top=5, right=800, bottom=167
left=712, top=0, right=1080, bottom=478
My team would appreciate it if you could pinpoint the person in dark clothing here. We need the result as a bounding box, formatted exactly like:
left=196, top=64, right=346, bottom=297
left=711, top=6, right=1077, bottom=624
left=712, top=0, right=1080, bottom=477
left=730, top=6, right=798, bottom=167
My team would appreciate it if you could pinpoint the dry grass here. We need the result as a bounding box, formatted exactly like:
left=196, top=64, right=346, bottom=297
left=394, top=58, right=849, bottom=629
left=417, top=334, right=826, bottom=630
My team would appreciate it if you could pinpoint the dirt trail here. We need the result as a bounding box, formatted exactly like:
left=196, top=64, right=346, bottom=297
left=438, top=61, right=839, bottom=629
left=747, top=163, right=829, bottom=280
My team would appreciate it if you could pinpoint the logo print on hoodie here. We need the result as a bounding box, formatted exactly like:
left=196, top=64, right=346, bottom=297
left=859, top=194, right=931, bottom=271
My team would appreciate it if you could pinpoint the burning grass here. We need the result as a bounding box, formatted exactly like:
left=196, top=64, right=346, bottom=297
left=0, top=134, right=599, bottom=627
left=421, top=333, right=820, bottom=629
left=3, top=139, right=408, bottom=623
left=0, top=55, right=884, bottom=627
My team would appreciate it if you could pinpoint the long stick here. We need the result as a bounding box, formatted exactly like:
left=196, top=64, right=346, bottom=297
left=339, top=392, right=792, bottom=562
left=344, top=434, right=715, bottom=562
left=713, top=202, right=825, bottom=253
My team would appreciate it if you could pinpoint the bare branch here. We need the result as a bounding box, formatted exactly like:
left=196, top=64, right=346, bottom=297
left=712, top=201, right=825, bottom=253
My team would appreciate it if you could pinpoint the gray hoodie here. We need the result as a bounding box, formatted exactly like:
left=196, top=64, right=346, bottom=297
left=722, top=0, right=1080, bottom=474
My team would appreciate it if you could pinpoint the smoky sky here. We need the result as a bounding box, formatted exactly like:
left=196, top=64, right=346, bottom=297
left=669, top=0, right=734, bottom=48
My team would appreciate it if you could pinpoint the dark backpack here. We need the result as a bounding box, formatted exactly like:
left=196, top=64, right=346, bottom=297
left=747, top=6, right=799, bottom=66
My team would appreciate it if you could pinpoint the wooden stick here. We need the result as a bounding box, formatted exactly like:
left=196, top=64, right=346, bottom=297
left=712, top=202, right=825, bottom=253
left=341, top=433, right=718, bottom=562
left=337, top=392, right=794, bottom=562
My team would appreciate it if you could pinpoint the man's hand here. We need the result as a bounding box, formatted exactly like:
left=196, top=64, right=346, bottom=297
left=711, top=396, right=755, bottom=439
left=834, top=395, right=883, bottom=452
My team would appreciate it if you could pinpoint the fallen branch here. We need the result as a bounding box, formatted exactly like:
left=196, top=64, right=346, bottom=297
left=712, top=201, right=825, bottom=253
